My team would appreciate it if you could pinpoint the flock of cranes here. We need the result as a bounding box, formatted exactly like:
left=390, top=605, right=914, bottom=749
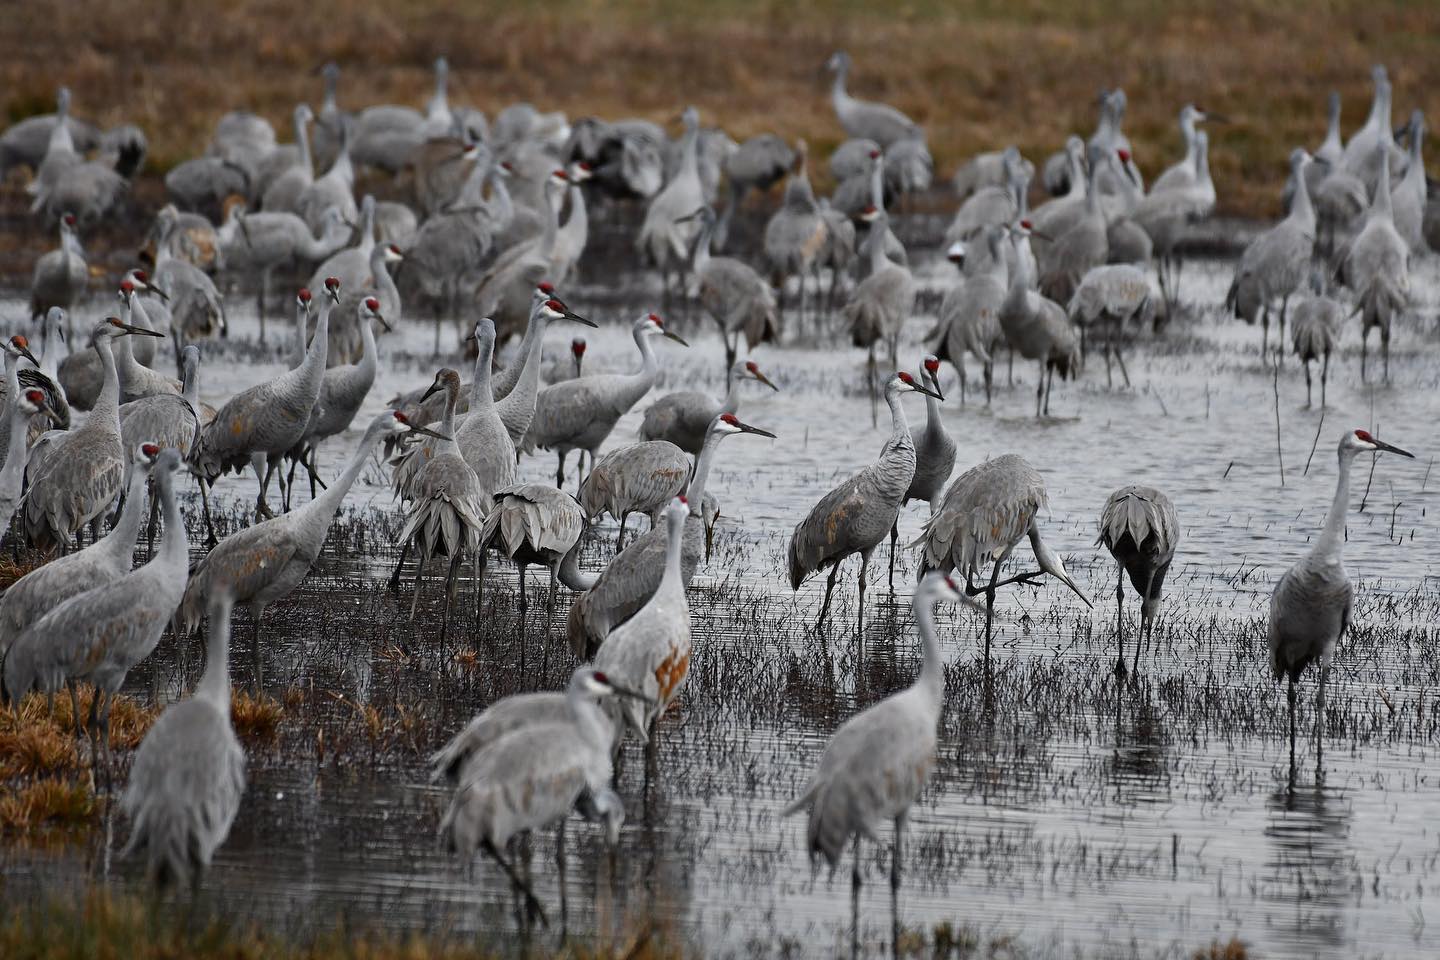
left=0, top=48, right=1429, bottom=947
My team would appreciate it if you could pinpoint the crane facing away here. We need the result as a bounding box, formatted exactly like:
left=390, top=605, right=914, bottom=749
left=1097, top=485, right=1181, bottom=678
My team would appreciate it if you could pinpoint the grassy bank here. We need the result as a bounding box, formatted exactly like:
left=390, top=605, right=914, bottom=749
left=3, top=1, right=1438, bottom=218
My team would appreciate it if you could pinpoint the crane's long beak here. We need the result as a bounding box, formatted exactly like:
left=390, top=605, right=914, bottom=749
left=238, top=214, right=253, bottom=248
left=662, top=330, right=689, bottom=346
left=607, top=682, right=653, bottom=704
left=1030, top=227, right=1054, bottom=243
left=704, top=514, right=716, bottom=560
left=1373, top=438, right=1416, bottom=458
left=120, top=323, right=166, bottom=338
left=147, top=283, right=170, bottom=303
left=748, top=368, right=779, bottom=391
left=914, top=380, right=944, bottom=402
left=1030, top=523, right=1092, bottom=608
left=373, top=312, right=392, bottom=332
left=564, top=308, right=598, bottom=328
left=420, top=380, right=442, bottom=402
left=408, top=423, right=450, bottom=441
left=735, top=420, right=776, bottom=438
left=14, top=343, right=38, bottom=367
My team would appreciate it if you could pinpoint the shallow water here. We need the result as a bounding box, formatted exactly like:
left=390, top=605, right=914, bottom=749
left=2, top=242, right=1439, bottom=958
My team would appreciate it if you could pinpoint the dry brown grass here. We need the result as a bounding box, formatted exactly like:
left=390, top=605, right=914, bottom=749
left=2, top=1, right=1438, bottom=218
left=1193, top=939, right=1250, bottom=960
left=230, top=690, right=284, bottom=745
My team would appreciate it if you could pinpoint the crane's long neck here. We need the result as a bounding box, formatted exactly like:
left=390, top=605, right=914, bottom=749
left=196, top=599, right=234, bottom=710
left=869, top=157, right=884, bottom=209
left=295, top=111, right=313, bottom=179
left=103, top=463, right=150, bottom=561
left=1288, top=161, right=1315, bottom=229
left=357, top=202, right=375, bottom=255
left=1196, top=138, right=1212, bottom=190
left=629, top=327, right=659, bottom=387
left=1180, top=113, right=1198, bottom=164
left=436, top=385, right=461, bottom=457
left=567, top=685, right=612, bottom=754
left=884, top=387, right=911, bottom=454
left=493, top=307, right=544, bottom=401
left=679, top=123, right=699, bottom=182
left=563, top=182, right=587, bottom=239
left=470, top=334, right=497, bottom=412
left=718, top=376, right=742, bottom=416
left=356, top=314, right=379, bottom=381
left=484, top=169, right=513, bottom=225
left=540, top=185, right=561, bottom=256
left=687, top=430, right=726, bottom=508
left=922, top=386, right=942, bottom=436
left=1371, top=151, right=1394, bottom=222
left=866, top=218, right=889, bottom=274
left=2, top=352, right=18, bottom=419
left=1323, top=98, right=1342, bottom=153
left=1065, top=147, right=1086, bottom=200
left=293, top=305, right=310, bottom=367
left=181, top=357, right=201, bottom=414
left=557, top=540, right=597, bottom=592
left=830, top=66, right=851, bottom=114
left=2, top=389, right=30, bottom=480
left=153, top=466, right=188, bottom=575
left=914, top=588, right=945, bottom=704
left=661, top=509, right=686, bottom=586
left=307, top=419, right=384, bottom=518
left=91, top=337, right=122, bottom=432
left=303, top=301, right=330, bottom=377
left=61, top=227, right=84, bottom=259
left=1315, top=449, right=1356, bottom=558
left=370, top=249, right=399, bottom=307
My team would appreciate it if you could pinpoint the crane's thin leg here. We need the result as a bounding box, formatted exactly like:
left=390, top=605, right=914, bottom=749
left=1261, top=306, right=1270, bottom=358
left=199, top=479, right=219, bottom=548
left=1382, top=323, right=1391, bottom=383
left=1320, top=350, right=1329, bottom=409
left=556, top=819, right=569, bottom=936
left=145, top=490, right=159, bottom=557
left=1034, top=361, right=1044, bottom=417
left=817, top=561, right=841, bottom=630
left=554, top=450, right=568, bottom=490
left=1007, top=349, right=1014, bottom=388
left=984, top=360, right=993, bottom=406
left=867, top=345, right=878, bottom=430
left=518, top=564, right=529, bottom=675
left=283, top=456, right=298, bottom=512
left=482, top=839, right=549, bottom=930
left=1314, top=656, right=1329, bottom=767
left=616, top=512, right=628, bottom=552
left=442, top=551, right=463, bottom=640
left=887, top=522, right=898, bottom=592
left=409, top=551, right=426, bottom=620
left=1360, top=327, right=1369, bottom=383
left=389, top=541, right=410, bottom=591
left=1303, top=359, right=1313, bottom=408
left=256, top=460, right=277, bottom=521
left=1045, top=364, right=1056, bottom=416
left=1114, top=564, right=1127, bottom=679
left=475, top=552, right=488, bottom=624
left=984, top=558, right=1002, bottom=666
left=851, top=833, right=862, bottom=960
left=1287, top=677, right=1297, bottom=772
left=543, top=565, right=557, bottom=682
left=1115, top=341, right=1131, bottom=389
left=891, top=815, right=904, bottom=959
left=1277, top=296, right=1289, bottom=361
left=857, top=550, right=869, bottom=643
left=1136, top=569, right=1157, bottom=677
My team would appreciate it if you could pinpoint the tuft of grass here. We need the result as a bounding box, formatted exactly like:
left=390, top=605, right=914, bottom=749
left=1193, top=939, right=1250, bottom=960
left=0, top=777, right=98, bottom=838
left=0, top=889, right=693, bottom=960
left=0, top=552, right=47, bottom=589
left=230, top=691, right=284, bottom=746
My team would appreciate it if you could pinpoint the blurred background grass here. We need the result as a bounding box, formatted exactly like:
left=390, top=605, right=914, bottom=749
left=2, top=0, right=1438, bottom=217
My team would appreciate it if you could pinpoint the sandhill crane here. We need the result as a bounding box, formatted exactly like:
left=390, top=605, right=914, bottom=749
left=1270, top=429, right=1414, bottom=767
left=679, top=205, right=779, bottom=372
left=763, top=141, right=828, bottom=323
left=0, top=390, right=59, bottom=534
left=0, top=335, right=41, bottom=468
left=29, top=88, right=128, bottom=227
left=638, top=107, right=703, bottom=307
left=884, top=136, right=934, bottom=204
left=478, top=483, right=592, bottom=667
left=639, top=359, right=777, bottom=455
left=286, top=297, right=390, bottom=504
left=181, top=410, right=439, bottom=689
left=789, top=372, right=941, bottom=635
left=785, top=573, right=982, bottom=953
left=307, top=195, right=375, bottom=293
left=523, top=314, right=688, bottom=490
left=542, top=337, right=586, bottom=383
left=1039, top=146, right=1111, bottom=305
left=4, top=447, right=189, bottom=781
left=915, top=453, right=1091, bottom=664
left=1227, top=150, right=1315, bottom=356
left=163, top=156, right=249, bottom=219
left=325, top=242, right=403, bottom=366
left=120, top=344, right=205, bottom=549
left=954, top=148, right=1035, bottom=200
left=580, top=441, right=690, bottom=550
left=114, top=281, right=179, bottom=402
left=295, top=121, right=357, bottom=235
left=190, top=284, right=332, bottom=528
left=1089, top=90, right=1142, bottom=197
left=23, top=319, right=152, bottom=552
left=593, top=496, right=692, bottom=753
left=29, top=214, right=87, bottom=323
left=120, top=268, right=165, bottom=368
left=1341, top=144, right=1410, bottom=382
left=0, top=445, right=158, bottom=660
left=218, top=203, right=350, bottom=339
left=475, top=170, right=569, bottom=345
left=847, top=207, right=915, bottom=405
left=715, top=134, right=795, bottom=250
left=887, top=357, right=954, bottom=588
left=454, top=318, right=516, bottom=506
left=1032, top=137, right=1087, bottom=237
left=1291, top=272, right=1341, bottom=408
left=1001, top=222, right=1081, bottom=416
left=567, top=414, right=772, bottom=658
left=260, top=104, right=316, bottom=213
left=1340, top=67, right=1406, bottom=195
left=1097, top=486, right=1180, bottom=678
left=151, top=206, right=226, bottom=353
left=1151, top=105, right=1224, bottom=193
left=945, top=147, right=1025, bottom=246
left=1133, top=131, right=1216, bottom=314
left=438, top=667, right=643, bottom=929
left=1390, top=110, right=1427, bottom=254
left=121, top=585, right=245, bottom=889
left=0, top=89, right=101, bottom=176
left=395, top=369, right=487, bottom=629
left=549, top=162, right=592, bottom=284
left=934, top=226, right=1008, bottom=405
left=492, top=294, right=596, bottom=445
left=826, top=51, right=921, bottom=148
left=1067, top=263, right=1155, bottom=388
